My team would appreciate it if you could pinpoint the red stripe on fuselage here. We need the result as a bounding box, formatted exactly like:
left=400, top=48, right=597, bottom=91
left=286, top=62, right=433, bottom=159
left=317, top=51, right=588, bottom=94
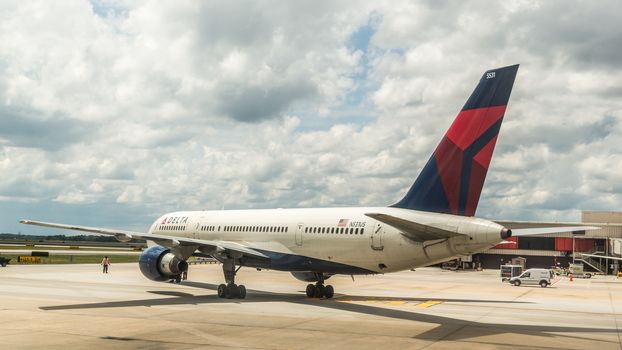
left=445, top=106, right=506, bottom=151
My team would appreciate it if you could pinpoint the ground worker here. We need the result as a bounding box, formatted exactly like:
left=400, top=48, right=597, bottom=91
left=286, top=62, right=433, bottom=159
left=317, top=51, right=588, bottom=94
left=101, top=256, right=110, bottom=274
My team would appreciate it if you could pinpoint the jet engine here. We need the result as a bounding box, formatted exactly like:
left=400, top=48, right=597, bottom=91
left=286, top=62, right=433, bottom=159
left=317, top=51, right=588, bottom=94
left=290, top=271, right=332, bottom=283
left=139, top=245, right=189, bottom=281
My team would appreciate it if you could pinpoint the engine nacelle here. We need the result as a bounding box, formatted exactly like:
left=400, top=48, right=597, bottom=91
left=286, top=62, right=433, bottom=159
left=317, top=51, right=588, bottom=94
left=139, top=245, right=189, bottom=281
left=290, top=272, right=332, bottom=283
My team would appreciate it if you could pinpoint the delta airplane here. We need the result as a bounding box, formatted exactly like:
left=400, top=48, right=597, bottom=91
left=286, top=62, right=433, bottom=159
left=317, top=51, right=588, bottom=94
left=21, top=64, right=594, bottom=300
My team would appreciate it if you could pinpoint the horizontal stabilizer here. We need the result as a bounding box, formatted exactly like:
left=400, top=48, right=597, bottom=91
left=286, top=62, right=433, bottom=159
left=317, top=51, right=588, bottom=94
left=365, top=213, right=464, bottom=242
left=511, top=226, right=600, bottom=237
left=578, top=252, right=622, bottom=261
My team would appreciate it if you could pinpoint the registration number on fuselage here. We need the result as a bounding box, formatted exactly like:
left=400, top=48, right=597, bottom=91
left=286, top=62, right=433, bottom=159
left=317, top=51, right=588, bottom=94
left=349, top=221, right=366, bottom=228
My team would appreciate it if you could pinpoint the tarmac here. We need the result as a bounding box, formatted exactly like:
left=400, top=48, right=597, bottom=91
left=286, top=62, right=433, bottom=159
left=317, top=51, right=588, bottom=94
left=0, top=263, right=621, bottom=349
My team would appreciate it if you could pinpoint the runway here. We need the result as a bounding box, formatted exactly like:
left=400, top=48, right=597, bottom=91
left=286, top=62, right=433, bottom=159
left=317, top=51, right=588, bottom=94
left=1, top=263, right=621, bottom=349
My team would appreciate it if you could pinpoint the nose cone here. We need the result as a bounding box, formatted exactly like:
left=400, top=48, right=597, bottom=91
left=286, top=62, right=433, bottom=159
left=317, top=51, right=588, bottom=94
left=501, top=228, right=512, bottom=239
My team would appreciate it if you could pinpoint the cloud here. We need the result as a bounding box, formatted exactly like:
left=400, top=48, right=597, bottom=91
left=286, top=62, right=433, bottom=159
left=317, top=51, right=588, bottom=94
left=1, top=1, right=622, bottom=235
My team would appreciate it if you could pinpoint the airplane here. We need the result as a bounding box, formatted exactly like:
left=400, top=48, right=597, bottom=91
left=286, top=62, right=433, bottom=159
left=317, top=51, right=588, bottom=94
left=20, top=64, right=597, bottom=300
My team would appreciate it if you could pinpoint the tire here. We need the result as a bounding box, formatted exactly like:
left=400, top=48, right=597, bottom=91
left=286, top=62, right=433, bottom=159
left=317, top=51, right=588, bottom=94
left=315, top=284, right=326, bottom=298
left=225, top=284, right=238, bottom=299
left=217, top=284, right=226, bottom=298
left=238, top=285, right=247, bottom=299
left=586, top=273, right=592, bottom=279
left=513, top=280, right=521, bottom=286
left=540, top=280, right=548, bottom=288
left=306, top=284, right=315, bottom=298
left=324, top=285, right=334, bottom=299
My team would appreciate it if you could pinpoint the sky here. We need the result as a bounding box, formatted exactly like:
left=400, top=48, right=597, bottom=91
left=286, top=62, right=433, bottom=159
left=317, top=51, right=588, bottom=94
left=1, top=0, right=621, bottom=235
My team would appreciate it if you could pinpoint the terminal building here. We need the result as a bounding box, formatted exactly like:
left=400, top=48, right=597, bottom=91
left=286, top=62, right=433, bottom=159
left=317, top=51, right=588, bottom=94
left=473, top=211, right=622, bottom=274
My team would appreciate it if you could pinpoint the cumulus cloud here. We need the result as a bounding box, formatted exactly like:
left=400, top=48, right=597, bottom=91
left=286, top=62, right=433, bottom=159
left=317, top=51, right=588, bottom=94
left=1, top=0, right=621, bottom=234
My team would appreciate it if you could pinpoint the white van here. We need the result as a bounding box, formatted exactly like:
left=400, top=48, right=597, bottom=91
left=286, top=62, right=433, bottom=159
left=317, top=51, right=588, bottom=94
left=509, top=268, right=552, bottom=288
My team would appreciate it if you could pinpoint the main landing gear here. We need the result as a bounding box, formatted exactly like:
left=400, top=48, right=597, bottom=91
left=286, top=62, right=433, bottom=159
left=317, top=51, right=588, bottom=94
left=217, top=259, right=247, bottom=299
left=305, top=273, right=334, bottom=299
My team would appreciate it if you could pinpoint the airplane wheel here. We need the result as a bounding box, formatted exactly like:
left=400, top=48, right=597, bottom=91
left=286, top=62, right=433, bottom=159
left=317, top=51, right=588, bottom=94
left=324, top=285, right=334, bottom=299
left=238, top=285, right=247, bottom=299
left=306, top=284, right=315, bottom=297
left=225, top=284, right=238, bottom=299
left=217, top=284, right=226, bottom=298
left=315, top=284, right=326, bottom=298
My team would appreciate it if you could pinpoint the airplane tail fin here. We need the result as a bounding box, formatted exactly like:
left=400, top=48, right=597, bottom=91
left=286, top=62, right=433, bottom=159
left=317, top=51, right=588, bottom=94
left=391, top=64, right=519, bottom=216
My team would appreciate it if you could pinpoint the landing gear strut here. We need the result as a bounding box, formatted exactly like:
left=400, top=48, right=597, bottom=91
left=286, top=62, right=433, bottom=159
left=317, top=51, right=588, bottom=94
left=217, top=259, right=246, bottom=299
left=305, top=273, right=334, bottom=299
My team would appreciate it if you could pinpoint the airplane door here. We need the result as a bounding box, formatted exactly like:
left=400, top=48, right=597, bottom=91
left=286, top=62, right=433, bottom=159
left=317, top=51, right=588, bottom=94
left=371, top=223, right=384, bottom=250
left=295, top=223, right=303, bottom=246
left=194, top=217, right=204, bottom=239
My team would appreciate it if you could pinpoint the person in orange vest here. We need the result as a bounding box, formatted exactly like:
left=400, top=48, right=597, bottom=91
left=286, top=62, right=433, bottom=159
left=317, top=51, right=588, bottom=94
left=101, top=256, right=110, bottom=274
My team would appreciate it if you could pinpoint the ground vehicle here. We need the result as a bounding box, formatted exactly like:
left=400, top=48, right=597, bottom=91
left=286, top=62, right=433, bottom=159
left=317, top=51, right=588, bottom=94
left=500, top=264, right=523, bottom=282
left=568, top=263, right=592, bottom=279
left=0, top=257, right=10, bottom=267
left=509, top=268, right=552, bottom=287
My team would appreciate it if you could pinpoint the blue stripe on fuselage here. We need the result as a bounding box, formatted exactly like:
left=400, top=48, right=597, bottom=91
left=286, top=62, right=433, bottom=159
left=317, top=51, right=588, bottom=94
left=247, top=249, right=375, bottom=275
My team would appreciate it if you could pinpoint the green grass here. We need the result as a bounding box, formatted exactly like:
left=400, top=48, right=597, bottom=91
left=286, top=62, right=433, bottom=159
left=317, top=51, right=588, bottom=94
left=0, top=254, right=139, bottom=264
left=0, top=245, right=141, bottom=251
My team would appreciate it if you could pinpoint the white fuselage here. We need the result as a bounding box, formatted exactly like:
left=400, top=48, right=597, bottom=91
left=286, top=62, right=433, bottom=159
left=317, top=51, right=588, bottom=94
left=149, top=207, right=505, bottom=275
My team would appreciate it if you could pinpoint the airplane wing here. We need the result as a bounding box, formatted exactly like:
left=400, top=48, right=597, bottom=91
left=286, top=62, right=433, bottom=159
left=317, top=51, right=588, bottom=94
left=19, top=219, right=270, bottom=260
left=577, top=252, right=622, bottom=261
left=364, top=213, right=464, bottom=242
